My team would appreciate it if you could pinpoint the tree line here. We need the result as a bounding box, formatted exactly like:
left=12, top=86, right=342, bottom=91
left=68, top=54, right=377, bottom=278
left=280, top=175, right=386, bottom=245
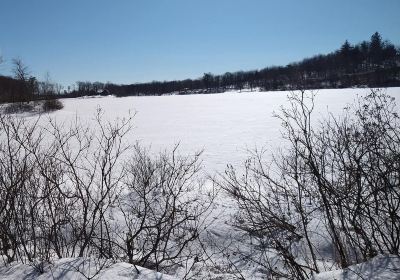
left=71, top=32, right=400, bottom=97
left=1, top=32, right=399, bottom=104
left=0, top=58, right=64, bottom=112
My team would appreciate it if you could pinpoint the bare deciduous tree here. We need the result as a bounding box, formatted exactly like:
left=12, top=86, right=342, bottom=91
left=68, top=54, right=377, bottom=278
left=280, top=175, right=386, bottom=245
left=12, top=58, right=30, bottom=82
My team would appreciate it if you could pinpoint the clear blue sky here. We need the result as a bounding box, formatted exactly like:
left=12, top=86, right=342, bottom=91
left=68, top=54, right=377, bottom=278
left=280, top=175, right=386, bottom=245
left=0, top=0, right=399, bottom=87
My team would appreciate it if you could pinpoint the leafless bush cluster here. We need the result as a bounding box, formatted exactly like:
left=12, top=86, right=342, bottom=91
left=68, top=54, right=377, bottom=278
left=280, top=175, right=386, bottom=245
left=42, top=99, right=64, bottom=111
left=119, top=145, right=212, bottom=273
left=0, top=109, right=212, bottom=275
left=219, top=89, right=400, bottom=279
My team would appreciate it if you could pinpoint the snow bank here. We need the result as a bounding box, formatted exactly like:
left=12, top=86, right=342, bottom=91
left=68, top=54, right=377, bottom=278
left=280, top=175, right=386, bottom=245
left=312, top=255, right=400, bottom=280
left=0, top=258, right=177, bottom=280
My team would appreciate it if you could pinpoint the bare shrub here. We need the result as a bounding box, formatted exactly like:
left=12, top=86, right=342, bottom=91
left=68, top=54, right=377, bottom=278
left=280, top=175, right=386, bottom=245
left=0, top=109, right=213, bottom=276
left=42, top=98, right=63, bottom=111
left=219, top=89, right=400, bottom=279
left=42, top=108, right=133, bottom=259
left=119, top=144, right=214, bottom=273
left=3, top=102, right=35, bottom=114
left=0, top=115, right=46, bottom=264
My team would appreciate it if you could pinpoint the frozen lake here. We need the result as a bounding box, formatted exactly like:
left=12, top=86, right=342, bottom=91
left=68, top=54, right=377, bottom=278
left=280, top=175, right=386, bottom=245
left=50, top=88, right=400, bottom=174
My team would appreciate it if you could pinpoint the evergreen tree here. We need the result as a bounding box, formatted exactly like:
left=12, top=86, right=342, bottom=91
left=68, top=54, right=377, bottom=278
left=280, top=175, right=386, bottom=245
left=370, top=32, right=384, bottom=66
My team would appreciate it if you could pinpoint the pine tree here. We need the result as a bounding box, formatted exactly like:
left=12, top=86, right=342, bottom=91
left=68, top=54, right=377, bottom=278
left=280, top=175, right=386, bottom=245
left=369, top=32, right=384, bottom=66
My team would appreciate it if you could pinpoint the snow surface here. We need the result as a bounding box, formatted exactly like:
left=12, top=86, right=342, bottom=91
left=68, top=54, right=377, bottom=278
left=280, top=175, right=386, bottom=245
left=0, top=258, right=177, bottom=280
left=31, top=88, right=400, bottom=174
left=312, top=254, right=400, bottom=280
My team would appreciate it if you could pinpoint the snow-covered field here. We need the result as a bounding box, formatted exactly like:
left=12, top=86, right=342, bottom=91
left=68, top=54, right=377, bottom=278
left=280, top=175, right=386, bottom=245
left=40, top=88, right=400, bottom=174
left=2, top=87, right=400, bottom=279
